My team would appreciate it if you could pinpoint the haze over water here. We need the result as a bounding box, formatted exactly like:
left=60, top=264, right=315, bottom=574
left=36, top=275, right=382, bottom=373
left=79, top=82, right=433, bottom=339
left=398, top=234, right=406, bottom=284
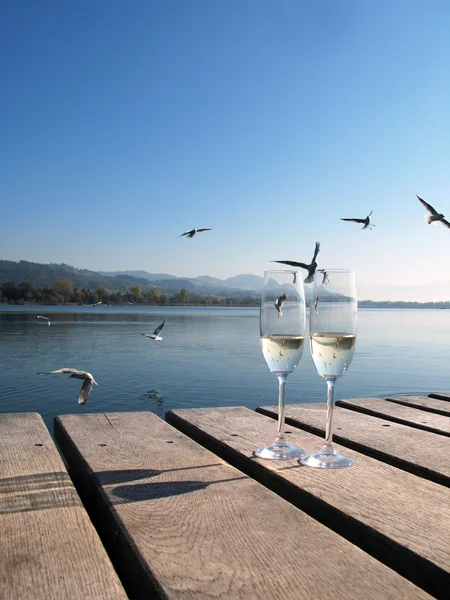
left=1, top=305, right=449, bottom=435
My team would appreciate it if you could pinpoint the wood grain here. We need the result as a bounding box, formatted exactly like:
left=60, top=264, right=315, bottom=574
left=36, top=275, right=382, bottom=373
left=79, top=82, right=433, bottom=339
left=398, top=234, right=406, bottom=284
left=257, top=402, right=450, bottom=486
left=0, top=413, right=126, bottom=600
left=385, top=395, right=450, bottom=416
left=55, top=411, right=432, bottom=600
left=335, top=397, right=450, bottom=435
left=167, top=406, right=449, bottom=599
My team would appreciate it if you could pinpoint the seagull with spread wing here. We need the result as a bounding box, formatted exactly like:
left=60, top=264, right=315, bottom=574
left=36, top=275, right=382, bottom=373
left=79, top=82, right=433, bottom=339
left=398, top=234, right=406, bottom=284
left=272, top=241, right=321, bottom=284
left=37, top=369, right=97, bottom=405
left=340, top=211, right=374, bottom=230
left=141, top=321, right=165, bottom=341
left=317, top=269, right=330, bottom=285
left=37, top=315, right=50, bottom=326
left=178, top=228, right=212, bottom=238
left=274, top=294, right=286, bottom=317
left=417, top=195, right=450, bottom=228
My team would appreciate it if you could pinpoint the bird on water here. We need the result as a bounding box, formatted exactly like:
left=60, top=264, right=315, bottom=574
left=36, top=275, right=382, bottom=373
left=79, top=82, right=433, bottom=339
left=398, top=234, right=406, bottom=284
left=272, top=241, right=321, bottom=284
left=141, top=321, right=165, bottom=341
left=37, top=369, right=97, bottom=405
left=37, top=315, right=50, bottom=325
left=417, top=195, right=450, bottom=228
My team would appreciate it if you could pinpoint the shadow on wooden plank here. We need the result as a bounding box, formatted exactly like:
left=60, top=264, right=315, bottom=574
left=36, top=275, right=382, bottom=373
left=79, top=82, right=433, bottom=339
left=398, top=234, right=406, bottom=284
left=54, top=416, right=169, bottom=600
left=256, top=403, right=450, bottom=488
left=166, top=406, right=448, bottom=600
left=55, top=411, right=433, bottom=600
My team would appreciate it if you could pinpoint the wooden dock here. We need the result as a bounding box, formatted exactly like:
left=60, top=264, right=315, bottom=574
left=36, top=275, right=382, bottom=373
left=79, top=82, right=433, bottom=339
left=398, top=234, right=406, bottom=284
left=1, top=393, right=449, bottom=599
left=0, top=413, right=126, bottom=599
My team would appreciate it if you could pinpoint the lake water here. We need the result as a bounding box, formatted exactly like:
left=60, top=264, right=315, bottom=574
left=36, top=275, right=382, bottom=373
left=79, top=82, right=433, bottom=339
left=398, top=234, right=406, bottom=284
left=1, top=305, right=450, bottom=435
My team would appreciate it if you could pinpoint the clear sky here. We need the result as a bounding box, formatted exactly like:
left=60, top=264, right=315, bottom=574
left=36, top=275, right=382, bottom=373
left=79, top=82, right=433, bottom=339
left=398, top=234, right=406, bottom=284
left=1, top=1, right=450, bottom=301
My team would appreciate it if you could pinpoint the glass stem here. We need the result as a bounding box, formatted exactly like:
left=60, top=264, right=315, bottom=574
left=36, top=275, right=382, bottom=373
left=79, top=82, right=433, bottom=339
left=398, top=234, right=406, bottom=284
left=275, top=374, right=288, bottom=444
left=323, top=378, right=336, bottom=453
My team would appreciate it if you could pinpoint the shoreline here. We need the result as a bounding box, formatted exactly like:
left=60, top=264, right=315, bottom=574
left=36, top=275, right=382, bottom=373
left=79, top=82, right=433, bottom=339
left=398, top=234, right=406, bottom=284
left=1, top=301, right=450, bottom=310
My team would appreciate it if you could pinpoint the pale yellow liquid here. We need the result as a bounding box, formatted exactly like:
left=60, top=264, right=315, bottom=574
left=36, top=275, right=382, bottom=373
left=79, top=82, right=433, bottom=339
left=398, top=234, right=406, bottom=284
left=310, top=332, right=356, bottom=378
left=261, top=335, right=305, bottom=374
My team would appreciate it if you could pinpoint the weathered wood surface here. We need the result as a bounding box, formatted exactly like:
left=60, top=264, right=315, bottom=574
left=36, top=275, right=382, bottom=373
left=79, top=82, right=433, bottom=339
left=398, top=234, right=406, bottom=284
left=429, top=392, right=450, bottom=401
left=256, top=402, right=450, bottom=486
left=385, top=395, right=450, bottom=417
left=0, top=413, right=126, bottom=600
left=167, top=406, right=450, bottom=599
left=54, top=412, right=432, bottom=600
left=335, top=397, right=450, bottom=435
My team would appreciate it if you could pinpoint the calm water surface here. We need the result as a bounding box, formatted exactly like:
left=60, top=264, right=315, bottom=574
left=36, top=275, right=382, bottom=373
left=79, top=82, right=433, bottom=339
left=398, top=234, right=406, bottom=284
left=1, top=305, right=450, bottom=434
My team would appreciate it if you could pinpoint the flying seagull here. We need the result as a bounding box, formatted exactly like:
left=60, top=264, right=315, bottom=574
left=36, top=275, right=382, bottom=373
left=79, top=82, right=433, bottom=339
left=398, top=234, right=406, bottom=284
left=340, top=211, right=375, bottom=230
left=274, top=293, right=286, bottom=317
left=272, top=241, right=321, bottom=284
left=179, top=228, right=212, bottom=238
left=417, top=195, right=450, bottom=228
left=141, top=321, right=165, bottom=341
left=37, top=368, right=97, bottom=405
left=37, top=315, right=50, bottom=326
left=317, top=269, right=329, bottom=285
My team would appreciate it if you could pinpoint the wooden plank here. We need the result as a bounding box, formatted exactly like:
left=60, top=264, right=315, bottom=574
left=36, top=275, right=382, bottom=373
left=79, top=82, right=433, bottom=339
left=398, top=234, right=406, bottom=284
left=167, top=406, right=450, bottom=599
left=55, top=412, right=431, bottom=600
left=256, top=402, right=450, bottom=487
left=335, top=397, right=450, bottom=435
left=0, top=413, right=126, bottom=600
left=429, top=392, right=450, bottom=401
left=385, top=395, right=450, bottom=417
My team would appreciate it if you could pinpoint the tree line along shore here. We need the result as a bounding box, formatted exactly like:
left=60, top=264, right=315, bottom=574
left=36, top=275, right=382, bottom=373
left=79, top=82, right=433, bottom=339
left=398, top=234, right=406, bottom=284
left=1, top=279, right=450, bottom=309
left=0, top=279, right=259, bottom=306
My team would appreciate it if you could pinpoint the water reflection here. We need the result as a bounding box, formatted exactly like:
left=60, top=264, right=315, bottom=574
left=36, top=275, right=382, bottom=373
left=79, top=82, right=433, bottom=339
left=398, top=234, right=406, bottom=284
left=141, top=389, right=164, bottom=410
left=1, top=306, right=450, bottom=434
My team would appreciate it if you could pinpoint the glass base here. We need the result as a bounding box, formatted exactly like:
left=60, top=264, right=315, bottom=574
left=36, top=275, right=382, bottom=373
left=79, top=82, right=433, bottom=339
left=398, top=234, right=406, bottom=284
left=300, top=450, right=354, bottom=469
left=254, top=440, right=307, bottom=460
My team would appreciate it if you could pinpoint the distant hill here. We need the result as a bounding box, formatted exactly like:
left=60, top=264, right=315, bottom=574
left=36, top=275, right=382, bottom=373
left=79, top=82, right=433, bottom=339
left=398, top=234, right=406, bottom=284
left=224, top=274, right=264, bottom=290
left=100, top=270, right=265, bottom=293
left=0, top=260, right=153, bottom=292
left=99, top=269, right=264, bottom=297
left=0, top=260, right=262, bottom=299
left=99, top=270, right=176, bottom=281
left=194, top=275, right=226, bottom=287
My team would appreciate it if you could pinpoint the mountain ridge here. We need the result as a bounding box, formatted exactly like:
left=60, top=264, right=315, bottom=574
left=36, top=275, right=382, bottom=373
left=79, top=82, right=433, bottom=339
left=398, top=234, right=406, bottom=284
left=0, top=260, right=263, bottom=299
left=3, top=259, right=450, bottom=303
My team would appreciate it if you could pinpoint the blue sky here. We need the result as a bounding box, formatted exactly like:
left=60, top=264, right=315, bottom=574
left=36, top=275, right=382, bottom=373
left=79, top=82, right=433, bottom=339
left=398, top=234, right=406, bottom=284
left=1, top=1, right=450, bottom=300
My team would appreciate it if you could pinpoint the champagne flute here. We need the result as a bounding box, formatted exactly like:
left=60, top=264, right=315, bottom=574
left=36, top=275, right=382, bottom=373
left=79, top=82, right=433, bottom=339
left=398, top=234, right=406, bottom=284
left=255, top=270, right=307, bottom=460
left=301, top=269, right=357, bottom=469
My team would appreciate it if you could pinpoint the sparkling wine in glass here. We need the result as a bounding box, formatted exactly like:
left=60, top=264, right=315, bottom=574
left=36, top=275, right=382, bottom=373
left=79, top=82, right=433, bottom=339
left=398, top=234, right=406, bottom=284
left=301, top=269, right=357, bottom=469
left=255, top=270, right=307, bottom=460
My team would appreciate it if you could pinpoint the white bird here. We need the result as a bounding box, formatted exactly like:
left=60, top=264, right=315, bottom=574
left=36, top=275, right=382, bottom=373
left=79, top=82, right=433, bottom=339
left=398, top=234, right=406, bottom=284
left=274, top=294, right=286, bottom=317
left=273, top=241, right=321, bottom=284
left=417, top=195, right=450, bottom=228
left=37, top=315, right=50, bottom=326
left=141, top=321, right=165, bottom=341
left=340, top=211, right=375, bottom=230
left=37, top=368, right=97, bottom=405
left=178, top=228, right=212, bottom=238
